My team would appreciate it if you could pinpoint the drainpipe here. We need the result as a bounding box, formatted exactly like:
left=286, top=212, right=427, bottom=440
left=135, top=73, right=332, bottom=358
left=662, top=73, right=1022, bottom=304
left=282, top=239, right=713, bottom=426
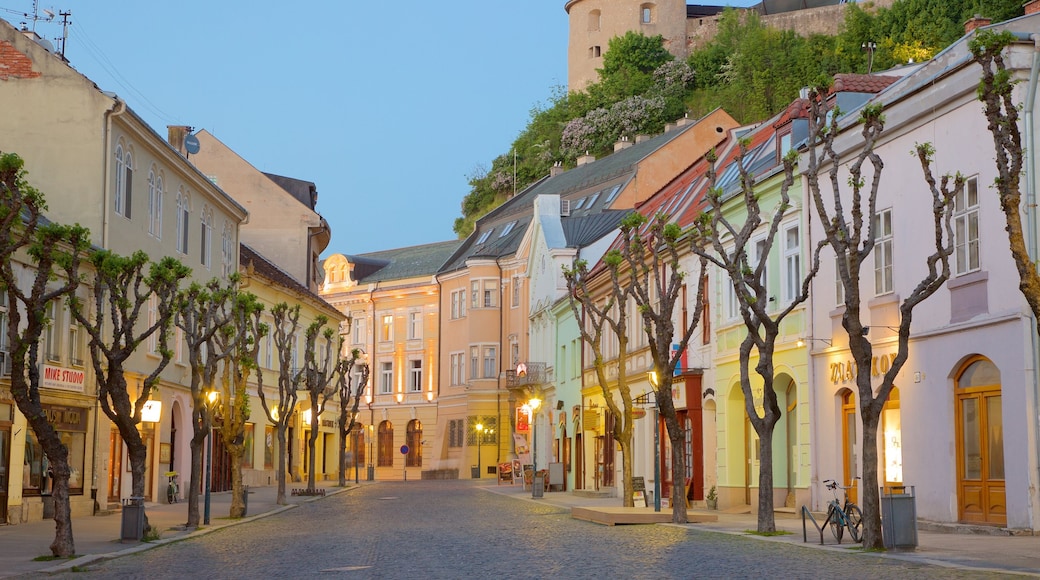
left=1022, top=33, right=1040, bottom=530
left=496, top=257, right=504, bottom=467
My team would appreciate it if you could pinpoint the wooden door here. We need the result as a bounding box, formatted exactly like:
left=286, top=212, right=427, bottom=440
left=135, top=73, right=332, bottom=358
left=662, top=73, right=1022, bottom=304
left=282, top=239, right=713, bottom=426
left=107, top=429, right=122, bottom=503
left=956, top=357, right=1005, bottom=525
left=841, top=390, right=858, bottom=503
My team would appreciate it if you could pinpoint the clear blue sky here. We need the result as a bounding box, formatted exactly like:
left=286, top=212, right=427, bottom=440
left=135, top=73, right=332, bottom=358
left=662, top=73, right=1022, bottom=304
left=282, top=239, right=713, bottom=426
left=5, top=0, right=757, bottom=255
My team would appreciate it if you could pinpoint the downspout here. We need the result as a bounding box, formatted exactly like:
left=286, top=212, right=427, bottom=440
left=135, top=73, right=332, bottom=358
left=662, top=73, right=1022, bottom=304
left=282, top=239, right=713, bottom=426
left=1023, top=33, right=1040, bottom=530
left=496, top=257, right=504, bottom=467
left=802, top=168, right=821, bottom=511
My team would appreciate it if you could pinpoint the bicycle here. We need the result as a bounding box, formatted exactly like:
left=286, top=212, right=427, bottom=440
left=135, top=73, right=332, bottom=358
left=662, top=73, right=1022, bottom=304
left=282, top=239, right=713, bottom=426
left=165, top=471, right=179, bottom=504
left=823, top=478, right=862, bottom=543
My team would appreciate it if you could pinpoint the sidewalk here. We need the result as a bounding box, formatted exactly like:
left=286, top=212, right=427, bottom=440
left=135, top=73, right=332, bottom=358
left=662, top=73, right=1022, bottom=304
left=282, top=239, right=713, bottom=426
left=0, top=481, right=354, bottom=578
left=483, top=483, right=1040, bottom=577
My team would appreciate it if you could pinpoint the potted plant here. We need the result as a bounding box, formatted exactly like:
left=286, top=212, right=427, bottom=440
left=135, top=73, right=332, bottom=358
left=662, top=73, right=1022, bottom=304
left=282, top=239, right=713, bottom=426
left=706, top=485, right=718, bottom=510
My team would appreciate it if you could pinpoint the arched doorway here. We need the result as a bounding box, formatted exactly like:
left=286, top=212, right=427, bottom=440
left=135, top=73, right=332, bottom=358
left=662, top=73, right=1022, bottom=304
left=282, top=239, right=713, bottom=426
left=377, top=421, right=394, bottom=467
left=840, top=389, right=858, bottom=502
left=405, top=420, right=422, bottom=467
left=782, top=375, right=797, bottom=506
left=955, top=357, right=1005, bottom=525
left=881, top=387, right=902, bottom=490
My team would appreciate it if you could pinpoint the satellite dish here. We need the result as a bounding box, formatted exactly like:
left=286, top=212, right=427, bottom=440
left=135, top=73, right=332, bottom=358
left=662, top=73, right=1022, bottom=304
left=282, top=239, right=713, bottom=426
left=35, top=38, right=55, bottom=53
left=184, top=133, right=201, bottom=155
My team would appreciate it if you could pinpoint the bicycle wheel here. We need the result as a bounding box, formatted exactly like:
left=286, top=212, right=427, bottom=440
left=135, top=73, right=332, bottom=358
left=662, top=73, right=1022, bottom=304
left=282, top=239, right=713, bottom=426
left=845, top=504, right=863, bottom=542
left=828, top=507, right=844, bottom=543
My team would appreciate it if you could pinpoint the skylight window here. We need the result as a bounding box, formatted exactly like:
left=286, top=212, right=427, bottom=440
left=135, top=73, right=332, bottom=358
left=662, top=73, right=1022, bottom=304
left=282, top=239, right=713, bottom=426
left=499, top=221, right=517, bottom=237
left=477, top=229, right=494, bottom=244
left=604, top=184, right=622, bottom=202
left=586, top=192, right=600, bottom=207
left=574, top=197, right=587, bottom=210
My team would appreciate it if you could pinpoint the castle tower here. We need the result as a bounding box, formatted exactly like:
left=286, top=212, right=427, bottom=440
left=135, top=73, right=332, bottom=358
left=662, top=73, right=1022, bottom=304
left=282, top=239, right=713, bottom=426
left=565, top=0, right=689, bottom=92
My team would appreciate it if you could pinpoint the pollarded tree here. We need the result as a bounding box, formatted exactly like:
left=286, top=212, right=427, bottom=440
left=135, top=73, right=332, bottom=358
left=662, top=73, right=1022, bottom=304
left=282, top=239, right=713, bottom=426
left=564, top=259, right=638, bottom=507
left=0, top=152, right=89, bottom=557
left=574, top=212, right=708, bottom=523
left=803, top=90, right=956, bottom=549
left=691, top=139, right=824, bottom=533
left=299, top=315, right=339, bottom=491
left=174, top=279, right=233, bottom=528
left=213, top=290, right=266, bottom=518
left=336, top=348, right=369, bottom=487
left=258, top=302, right=303, bottom=505
left=70, top=250, right=190, bottom=530
left=969, top=29, right=1040, bottom=338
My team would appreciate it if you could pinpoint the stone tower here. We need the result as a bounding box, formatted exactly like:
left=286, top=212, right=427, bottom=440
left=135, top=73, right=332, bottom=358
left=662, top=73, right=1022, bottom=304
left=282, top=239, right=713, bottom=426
left=565, top=0, right=689, bottom=92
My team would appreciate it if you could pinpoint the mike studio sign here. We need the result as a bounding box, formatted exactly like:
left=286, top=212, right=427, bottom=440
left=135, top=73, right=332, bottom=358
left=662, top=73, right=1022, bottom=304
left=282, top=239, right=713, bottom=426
left=830, top=352, right=898, bottom=385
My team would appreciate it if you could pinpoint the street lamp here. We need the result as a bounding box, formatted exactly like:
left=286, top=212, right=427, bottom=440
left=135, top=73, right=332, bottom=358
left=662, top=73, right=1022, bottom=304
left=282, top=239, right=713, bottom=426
left=203, top=389, right=219, bottom=525
left=647, top=370, right=662, bottom=513
left=528, top=397, right=541, bottom=498
left=475, top=423, right=485, bottom=479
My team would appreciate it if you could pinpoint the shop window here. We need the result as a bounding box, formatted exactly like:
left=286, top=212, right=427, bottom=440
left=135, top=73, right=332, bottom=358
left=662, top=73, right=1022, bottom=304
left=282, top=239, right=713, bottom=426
left=406, top=420, right=422, bottom=467
left=378, top=421, right=394, bottom=467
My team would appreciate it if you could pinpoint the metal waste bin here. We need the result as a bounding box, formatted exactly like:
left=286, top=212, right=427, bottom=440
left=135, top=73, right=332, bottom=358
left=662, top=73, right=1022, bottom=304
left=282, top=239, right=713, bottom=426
left=532, top=472, right=544, bottom=498
left=471, top=466, right=480, bottom=479
left=367, top=465, right=375, bottom=481
left=120, top=497, right=146, bottom=542
left=881, top=485, right=917, bottom=550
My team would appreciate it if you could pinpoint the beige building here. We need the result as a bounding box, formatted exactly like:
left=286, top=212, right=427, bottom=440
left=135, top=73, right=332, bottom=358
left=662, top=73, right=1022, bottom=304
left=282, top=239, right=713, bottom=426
left=0, top=19, right=248, bottom=521
left=322, top=241, right=460, bottom=480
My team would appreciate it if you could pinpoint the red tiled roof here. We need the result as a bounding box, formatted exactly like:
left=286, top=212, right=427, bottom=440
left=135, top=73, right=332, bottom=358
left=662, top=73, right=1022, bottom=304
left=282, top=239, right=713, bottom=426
left=830, top=74, right=899, bottom=95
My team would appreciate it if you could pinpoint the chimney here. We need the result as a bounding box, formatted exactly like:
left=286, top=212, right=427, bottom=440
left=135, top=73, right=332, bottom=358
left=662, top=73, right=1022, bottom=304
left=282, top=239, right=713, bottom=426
left=964, top=14, right=991, bottom=34
left=576, top=151, right=596, bottom=166
left=167, top=125, right=191, bottom=156
left=549, top=161, right=565, bottom=177
left=613, top=136, right=633, bottom=152
left=635, top=134, right=651, bottom=144
left=665, top=122, right=677, bottom=132
left=1027, top=0, right=1040, bottom=15
left=675, top=113, right=694, bottom=127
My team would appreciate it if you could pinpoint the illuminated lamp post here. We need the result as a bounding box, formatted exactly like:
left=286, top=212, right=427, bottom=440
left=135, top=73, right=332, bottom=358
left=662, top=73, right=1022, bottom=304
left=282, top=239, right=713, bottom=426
left=647, top=370, right=662, bottom=513
left=203, top=389, right=219, bottom=525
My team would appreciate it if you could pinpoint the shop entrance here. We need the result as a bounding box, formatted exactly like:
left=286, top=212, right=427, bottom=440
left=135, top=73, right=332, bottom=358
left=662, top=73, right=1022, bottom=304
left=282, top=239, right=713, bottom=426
left=955, top=357, right=1005, bottom=525
left=107, top=429, right=123, bottom=504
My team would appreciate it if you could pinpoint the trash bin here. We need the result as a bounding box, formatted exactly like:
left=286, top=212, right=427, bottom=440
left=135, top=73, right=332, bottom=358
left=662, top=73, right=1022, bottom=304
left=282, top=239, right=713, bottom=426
left=881, top=485, right=918, bottom=550
left=242, top=486, right=249, bottom=516
left=471, top=466, right=480, bottom=479
left=120, top=497, right=146, bottom=542
left=532, top=475, right=544, bottom=498
left=367, top=465, right=375, bottom=481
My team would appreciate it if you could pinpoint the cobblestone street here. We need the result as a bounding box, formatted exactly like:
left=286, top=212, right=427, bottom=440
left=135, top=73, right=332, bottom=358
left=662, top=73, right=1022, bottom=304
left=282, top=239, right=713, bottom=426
left=51, top=480, right=1012, bottom=579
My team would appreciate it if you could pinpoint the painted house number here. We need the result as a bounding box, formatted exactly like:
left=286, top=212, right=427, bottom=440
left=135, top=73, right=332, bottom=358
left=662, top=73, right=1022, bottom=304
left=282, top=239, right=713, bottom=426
left=830, top=352, right=898, bottom=384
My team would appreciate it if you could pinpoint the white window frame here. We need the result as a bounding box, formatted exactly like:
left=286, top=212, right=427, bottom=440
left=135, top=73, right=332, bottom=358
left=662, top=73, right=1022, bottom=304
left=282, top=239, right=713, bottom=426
left=450, top=352, right=464, bottom=385
left=379, top=361, right=393, bottom=395
left=450, top=289, right=466, bottom=319
left=148, top=168, right=163, bottom=238
left=68, top=308, right=81, bottom=367
left=44, top=301, right=60, bottom=362
left=835, top=254, right=846, bottom=307
left=408, top=310, right=422, bottom=340
left=380, top=313, right=393, bottom=342
left=407, top=358, right=422, bottom=392
left=147, top=295, right=159, bottom=354
left=352, top=315, right=366, bottom=345
left=221, top=220, right=234, bottom=277
left=874, top=208, right=894, bottom=296
left=114, top=143, right=133, bottom=219
left=782, top=222, right=801, bottom=303
left=200, top=205, right=213, bottom=269
left=264, top=324, right=273, bottom=369
left=176, top=189, right=190, bottom=255
left=470, top=346, right=479, bottom=380
left=511, top=276, right=521, bottom=308
left=953, top=177, right=980, bottom=276
left=482, top=345, right=497, bottom=379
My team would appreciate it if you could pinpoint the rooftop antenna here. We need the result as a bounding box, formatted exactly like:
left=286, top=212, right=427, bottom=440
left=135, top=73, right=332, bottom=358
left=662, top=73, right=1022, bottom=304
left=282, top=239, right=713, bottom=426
left=28, top=0, right=54, bottom=32
left=57, top=10, right=70, bottom=58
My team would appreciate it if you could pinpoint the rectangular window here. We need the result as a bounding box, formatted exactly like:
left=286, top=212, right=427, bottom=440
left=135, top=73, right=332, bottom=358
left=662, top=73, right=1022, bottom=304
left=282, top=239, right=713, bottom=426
left=483, top=280, right=498, bottom=307
left=953, top=177, right=980, bottom=275
left=510, top=342, right=519, bottom=368
left=470, top=346, right=479, bottom=380
left=44, top=301, right=60, bottom=362
left=753, top=237, right=768, bottom=297
left=148, top=172, right=163, bottom=239
left=450, top=352, right=463, bottom=385
left=835, top=254, right=845, bottom=306
left=512, top=276, right=521, bottom=307
left=701, top=276, right=711, bottom=345
left=264, top=325, right=273, bottom=369
left=379, top=361, right=393, bottom=395
left=242, top=423, right=254, bottom=469
left=351, top=315, right=366, bottom=345
left=450, top=289, right=466, bottom=319
left=68, top=318, right=81, bottom=367
left=408, top=311, right=422, bottom=340
left=725, top=277, right=739, bottom=321
left=147, top=295, right=158, bottom=354
left=176, top=192, right=190, bottom=255
left=408, top=359, right=422, bottom=392
left=483, top=346, right=497, bottom=378
left=641, top=7, right=652, bottom=23
left=874, top=209, right=894, bottom=295
left=783, top=223, right=801, bottom=303
left=471, top=281, right=480, bottom=309
left=448, top=419, right=464, bottom=448
left=380, top=314, right=393, bottom=342
left=200, top=210, right=212, bottom=269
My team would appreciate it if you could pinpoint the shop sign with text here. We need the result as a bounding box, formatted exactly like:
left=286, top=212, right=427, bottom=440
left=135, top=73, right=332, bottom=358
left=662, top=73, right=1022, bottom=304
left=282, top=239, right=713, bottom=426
left=830, top=352, right=898, bottom=385
left=42, top=364, right=86, bottom=393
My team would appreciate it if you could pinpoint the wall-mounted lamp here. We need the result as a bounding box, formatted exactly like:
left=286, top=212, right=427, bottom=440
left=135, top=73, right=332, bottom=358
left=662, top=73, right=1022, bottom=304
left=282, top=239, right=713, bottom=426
left=798, top=337, right=832, bottom=347
left=426, top=391, right=434, bottom=402
left=396, top=393, right=404, bottom=404
left=139, top=400, right=162, bottom=423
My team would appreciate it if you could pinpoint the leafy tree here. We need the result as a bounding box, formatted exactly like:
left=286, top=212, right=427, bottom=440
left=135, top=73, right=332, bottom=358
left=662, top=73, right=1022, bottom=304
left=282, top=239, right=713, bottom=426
left=299, top=315, right=339, bottom=491
left=336, top=348, right=369, bottom=487
left=71, top=250, right=190, bottom=532
left=969, top=29, right=1040, bottom=337
left=600, top=31, right=673, bottom=79
left=212, top=289, right=266, bottom=517
left=174, top=279, right=233, bottom=527
left=0, top=152, right=89, bottom=557
left=258, top=302, right=303, bottom=505
left=564, top=256, right=638, bottom=508
left=691, top=141, right=824, bottom=532
left=802, top=91, right=956, bottom=550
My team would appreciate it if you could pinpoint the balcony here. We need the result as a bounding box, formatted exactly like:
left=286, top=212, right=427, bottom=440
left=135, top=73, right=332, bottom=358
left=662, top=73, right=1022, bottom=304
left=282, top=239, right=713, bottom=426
left=505, top=362, right=548, bottom=387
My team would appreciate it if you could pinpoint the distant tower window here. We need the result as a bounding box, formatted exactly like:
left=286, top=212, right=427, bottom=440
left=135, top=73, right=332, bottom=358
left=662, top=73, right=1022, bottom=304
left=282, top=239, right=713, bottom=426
left=641, top=3, right=655, bottom=24
left=588, top=9, right=600, bottom=31
left=589, top=45, right=601, bottom=58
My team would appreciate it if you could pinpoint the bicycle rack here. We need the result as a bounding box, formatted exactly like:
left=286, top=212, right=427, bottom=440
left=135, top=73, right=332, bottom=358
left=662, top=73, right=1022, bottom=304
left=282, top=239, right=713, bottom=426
left=801, top=505, right=825, bottom=545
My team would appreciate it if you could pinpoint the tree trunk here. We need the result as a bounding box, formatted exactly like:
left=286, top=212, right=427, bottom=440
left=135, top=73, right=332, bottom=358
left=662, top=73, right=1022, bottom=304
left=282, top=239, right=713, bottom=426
left=117, top=418, right=151, bottom=532
left=276, top=426, right=288, bottom=505
left=28, top=413, right=75, bottom=556
left=186, top=433, right=204, bottom=528
left=307, top=414, right=319, bottom=490
left=338, top=428, right=348, bottom=488
left=860, top=409, right=883, bottom=549
left=228, top=445, right=245, bottom=518
left=668, top=427, right=688, bottom=523
left=755, top=420, right=777, bottom=533
left=619, top=439, right=633, bottom=508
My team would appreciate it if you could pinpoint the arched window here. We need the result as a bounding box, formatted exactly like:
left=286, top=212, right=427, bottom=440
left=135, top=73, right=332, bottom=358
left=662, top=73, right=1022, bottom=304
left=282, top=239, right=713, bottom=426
left=200, top=205, right=214, bottom=268
left=148, top=168, right=163, bottom=238
left=640, top=3, right=655, bottom=24
left=377, top=420, right=394, bottom=467
left=406, top=420, right=422, bottom=467
left=587, top=9, right=600, bottom=31
left=221, top=220, right=234, bottom=277
left=840, top=389, right=858, bottom=502
left=176, top=189, right=190, bottom=255
left=114, top=143, right=133, bottom=218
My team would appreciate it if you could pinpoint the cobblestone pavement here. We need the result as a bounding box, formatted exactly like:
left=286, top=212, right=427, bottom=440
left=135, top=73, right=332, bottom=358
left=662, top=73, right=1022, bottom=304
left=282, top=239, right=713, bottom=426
left=48, top=480, right=1015, bottom=579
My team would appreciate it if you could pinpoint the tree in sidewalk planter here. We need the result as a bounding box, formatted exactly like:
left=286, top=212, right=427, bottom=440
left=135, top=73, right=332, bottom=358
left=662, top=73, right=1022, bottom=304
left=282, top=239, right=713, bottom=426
left=299, top=315, right=339, bottom=492
left=70, top=250, right=190, bottom=532
left=174, top=279, right=233, bottom=528
left=0, top=153, right=89, bottom=557
left=969, top=29, right=1040, bottom=338
left=802, top=90, right=956, bottom=549
left=691, top=140, right=825, bottom=533
left=336, top=348, right=369, bottom=487
left=259, top=302, right=304, bottom=505
left=212, top=289, right=266, bottom=518
left=564, top=257, right=638, bottom=508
